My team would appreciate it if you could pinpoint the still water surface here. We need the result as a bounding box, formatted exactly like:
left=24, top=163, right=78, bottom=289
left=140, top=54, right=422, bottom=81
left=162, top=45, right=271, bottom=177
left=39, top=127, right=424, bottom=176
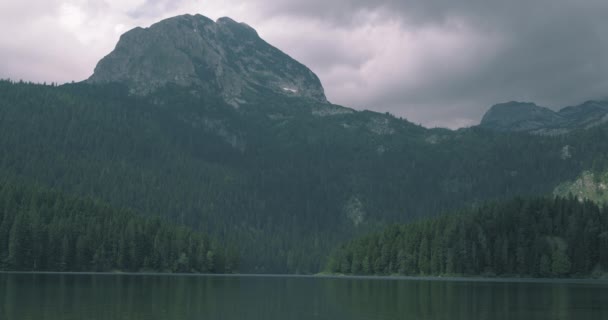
left=1, top=273, right=608, bottom=319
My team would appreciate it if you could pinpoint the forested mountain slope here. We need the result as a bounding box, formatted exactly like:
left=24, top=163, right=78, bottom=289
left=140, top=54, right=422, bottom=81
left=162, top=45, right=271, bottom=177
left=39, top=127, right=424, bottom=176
left=2, top=79, right=608, bottom=273
left=555, top=170, right=608, bottom=205
left=2, top=14, right=608, bottom=273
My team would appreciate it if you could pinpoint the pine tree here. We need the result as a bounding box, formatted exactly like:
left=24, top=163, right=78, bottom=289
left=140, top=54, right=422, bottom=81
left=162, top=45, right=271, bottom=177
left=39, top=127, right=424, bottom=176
left=8, top=212, right=30, bottom=269
left=418, top=237, right=430, bottom=274
left=552, top=248, right=571, bottom=276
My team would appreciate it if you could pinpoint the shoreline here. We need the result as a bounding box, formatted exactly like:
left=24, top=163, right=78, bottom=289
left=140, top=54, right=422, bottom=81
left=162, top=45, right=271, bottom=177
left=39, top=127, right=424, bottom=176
left=2, top=271, right=608, bottom=285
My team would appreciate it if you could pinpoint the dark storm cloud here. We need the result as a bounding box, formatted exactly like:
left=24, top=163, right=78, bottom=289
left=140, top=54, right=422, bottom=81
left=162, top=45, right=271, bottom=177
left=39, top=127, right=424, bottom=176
left=265, top=0, right=608, bottom=126
left=259, top=0, right=605, bottom=29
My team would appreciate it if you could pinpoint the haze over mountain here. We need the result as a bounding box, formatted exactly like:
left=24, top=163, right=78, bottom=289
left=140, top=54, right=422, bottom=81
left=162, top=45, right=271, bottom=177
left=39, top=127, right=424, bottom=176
left=1, top=13, right=608, bottom=274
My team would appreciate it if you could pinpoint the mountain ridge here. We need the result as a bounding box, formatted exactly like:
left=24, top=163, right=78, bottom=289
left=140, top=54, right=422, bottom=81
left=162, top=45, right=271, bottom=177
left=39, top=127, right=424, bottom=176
left=480, top=100, right=608, bottom=134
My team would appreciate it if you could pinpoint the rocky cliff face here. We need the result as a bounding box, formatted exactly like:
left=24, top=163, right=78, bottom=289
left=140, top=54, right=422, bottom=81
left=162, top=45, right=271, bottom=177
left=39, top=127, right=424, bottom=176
left=88, top=14, right=327, bottom=106
left=480, top=100, right=608, bottom=134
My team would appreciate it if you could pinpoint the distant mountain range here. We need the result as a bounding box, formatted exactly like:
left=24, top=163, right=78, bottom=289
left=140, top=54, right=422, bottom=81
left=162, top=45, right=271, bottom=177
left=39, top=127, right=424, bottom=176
left=1, top=14, right=608, bottom=274
left=480, top=100, right=608, bottom=134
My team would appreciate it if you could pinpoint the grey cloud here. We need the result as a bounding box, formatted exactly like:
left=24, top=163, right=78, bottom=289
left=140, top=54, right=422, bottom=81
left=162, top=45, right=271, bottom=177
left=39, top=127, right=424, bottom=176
left=128, top=0, right=188, bottom=18
left=259, top=0, right=604, bottom=28
left=267, top=28, right=373, bottom=71
left=254, top=0, right=608, bottom=128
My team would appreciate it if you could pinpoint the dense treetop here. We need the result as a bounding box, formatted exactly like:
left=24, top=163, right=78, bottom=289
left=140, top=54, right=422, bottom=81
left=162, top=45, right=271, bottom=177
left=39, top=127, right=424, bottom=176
left=0, top=179, right=236, bottom=273
left=328, top=196, right=608, bottom=278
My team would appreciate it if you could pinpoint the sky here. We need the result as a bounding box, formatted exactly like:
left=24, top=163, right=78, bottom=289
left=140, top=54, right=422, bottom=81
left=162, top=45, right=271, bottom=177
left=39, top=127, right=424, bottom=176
left=1, top=0, right=608, bottom=128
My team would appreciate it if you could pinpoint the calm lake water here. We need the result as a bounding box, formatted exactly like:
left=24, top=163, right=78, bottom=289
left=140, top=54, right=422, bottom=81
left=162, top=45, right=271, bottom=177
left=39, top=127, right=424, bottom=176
left=1, top=273, right=608, bottom=320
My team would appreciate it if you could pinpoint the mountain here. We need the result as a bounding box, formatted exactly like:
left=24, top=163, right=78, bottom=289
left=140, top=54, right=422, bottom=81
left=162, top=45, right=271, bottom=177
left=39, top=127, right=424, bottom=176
left=479, top=102, right=563, bottom=132
left=88, top=14, right=327, bottom=106
left=2, top=14, right=608, bottom=273
left=480, top=100, right=608, bottom=134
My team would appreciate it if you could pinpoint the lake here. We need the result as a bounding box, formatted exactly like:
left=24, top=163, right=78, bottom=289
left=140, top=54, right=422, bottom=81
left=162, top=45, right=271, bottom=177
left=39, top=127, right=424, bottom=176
left=1, top=273, right=607, bottom=319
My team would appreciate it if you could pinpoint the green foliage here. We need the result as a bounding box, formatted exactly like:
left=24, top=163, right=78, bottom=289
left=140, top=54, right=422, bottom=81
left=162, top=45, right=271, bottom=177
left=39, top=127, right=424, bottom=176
left=551, top=248, right=571, bottom=276
left=329, top=197, right=608, bottom=278
left=0, top=181, right=235, bottom=273
left=1, top=80, right=608, bottom=273
left=554, top=170, right=608, bottom=205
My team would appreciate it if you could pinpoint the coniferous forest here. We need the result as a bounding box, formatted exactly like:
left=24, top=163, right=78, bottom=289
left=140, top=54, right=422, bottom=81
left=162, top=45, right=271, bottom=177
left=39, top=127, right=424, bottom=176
left=0, top=180, right=236, bottom=273
left=2, top=80, right=608, bottom=274
left=328, top=197, right=608, bottom=278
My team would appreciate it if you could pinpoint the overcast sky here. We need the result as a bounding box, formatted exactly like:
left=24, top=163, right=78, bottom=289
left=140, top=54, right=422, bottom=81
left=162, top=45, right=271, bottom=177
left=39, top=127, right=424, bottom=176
left=1, top=0, right=608, bottom=128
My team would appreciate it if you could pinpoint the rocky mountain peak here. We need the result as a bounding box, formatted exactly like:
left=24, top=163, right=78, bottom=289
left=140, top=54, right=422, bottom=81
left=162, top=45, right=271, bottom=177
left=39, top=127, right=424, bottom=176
left=480, top=100, right=608, bottom=134
left=480, top=101, right=562, bottom=132
left=87, top=14, right=327, bottom=106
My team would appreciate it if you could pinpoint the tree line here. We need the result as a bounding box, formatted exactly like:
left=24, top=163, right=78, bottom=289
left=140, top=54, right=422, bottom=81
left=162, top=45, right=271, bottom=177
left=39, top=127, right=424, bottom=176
left=328, top=196, right=608, bottom=278
left=0, top=180, right=237, bottom=273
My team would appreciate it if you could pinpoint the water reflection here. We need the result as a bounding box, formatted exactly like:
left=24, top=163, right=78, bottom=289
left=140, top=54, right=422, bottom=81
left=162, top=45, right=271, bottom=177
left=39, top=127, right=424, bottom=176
left=1, top=274, right=607, bottom=320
